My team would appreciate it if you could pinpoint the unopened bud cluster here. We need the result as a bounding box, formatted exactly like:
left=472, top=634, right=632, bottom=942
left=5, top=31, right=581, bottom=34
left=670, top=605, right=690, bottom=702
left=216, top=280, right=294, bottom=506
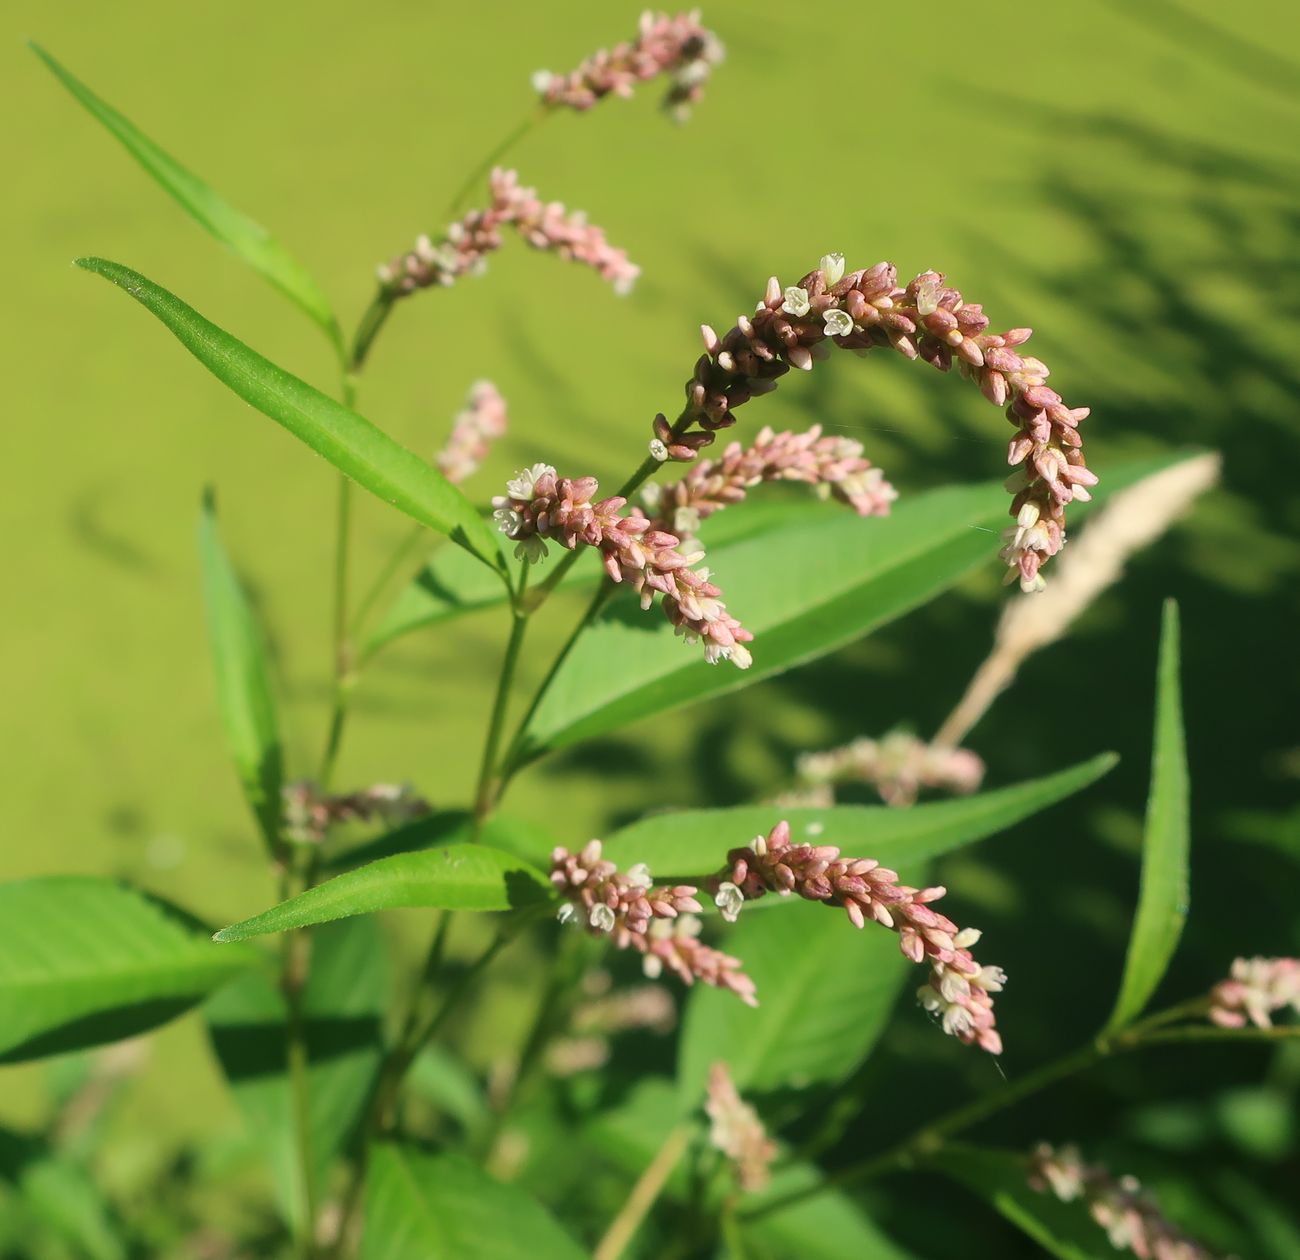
left=717, top=821, right=1004, bottom=1053
left=532, top=10, right=724, bottom=122
left=638, top=422, right=896, bottom=539
left=1208, top=956, right=1300, bottom=1029
left=797, top=731, right=984, bottom=807
left=1029, top=1143, right=1221, bottom=1259
left=678, top=257, right=1094, bottom=590
left=436, top=380, right=508, bottom=485
left=493, top=464, right=753, bottom=667
left=378, top=168, right=638, bottom=297
left=281, top=781, right=430, bottom=846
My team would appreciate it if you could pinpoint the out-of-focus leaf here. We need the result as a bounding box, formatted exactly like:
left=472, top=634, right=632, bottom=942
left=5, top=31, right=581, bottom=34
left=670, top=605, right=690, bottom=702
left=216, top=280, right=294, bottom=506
left=213, top=846, right=550, bottom=942
left=0, top=1128, right=125, bottom=1260
left=407, top=1045, right=490, bottom=1136
left=198, top=492, right=283, bottom=855
left=928, top=1145, right=1111, bottom=1260
left=206, top=917, right=389, bottom=1231
left=509, top=452, right=1193, bottom=765
left=75, top=259, right=507, bottom=577
left=604, top=753, right=1117, bottom=883
left=366, top=499, right=835, bottom=657
left=360, top=1145, right=585, bottom=1260
left=32, top=44, right=339, bottom=342
left=0, top=877, right=255, bottom=1062
left=744, top=1163, right=921, bottom=1260
left=1105, top=600, right=1189, bottom=1032
left=678, top=901, right=912, bottom=1106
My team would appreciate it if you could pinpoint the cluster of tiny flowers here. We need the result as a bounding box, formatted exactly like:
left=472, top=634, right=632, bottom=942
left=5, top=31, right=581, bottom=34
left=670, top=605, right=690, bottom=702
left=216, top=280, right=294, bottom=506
left=493, top=463, right=754, bottom=667
left=532, top=10, right=724, bottom=122
left=435, top=380, right=507, bottom=484
left=281, top=781, right=430, bottom=845
left=714, top=821, right=1004, bottom=1052
left=378, top=167, right=638, bottom=297
left=637, top=422, right=896, bottom=539
left=546, top=975, right=677, bottom=1076
left=674, top=255, right=1094, bottom=590
left=796, top=731, right=985, bottom=808
left=1029, top=1144, right=1223, bottom=1260
left=1208, top=957, right=1300, bottom=1029
left=550, top=842, right=757, bottom=1006
left=705, top=1062, right=777, bottom=1192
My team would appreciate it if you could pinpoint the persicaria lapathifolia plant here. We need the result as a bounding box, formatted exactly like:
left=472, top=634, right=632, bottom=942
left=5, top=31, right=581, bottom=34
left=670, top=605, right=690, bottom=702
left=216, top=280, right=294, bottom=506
left=16, top=15, right=1291, bottom=1260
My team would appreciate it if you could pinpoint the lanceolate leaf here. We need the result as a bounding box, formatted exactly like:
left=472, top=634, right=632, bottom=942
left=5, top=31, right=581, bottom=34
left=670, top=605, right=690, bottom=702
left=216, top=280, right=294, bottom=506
left=927, top=1146, right=1112, bottom=1260
left=508, top=453, right=1194, bottom=766
left=604, top=753, right=1117, bottom=883
left=32, top=43, right=339, bottom=344
left=0, top=878, right=256, bottom=1062
left=213, top=845, right=550, bottom=942
left=206, top=917, right=390, bottom=1231
left=360, top=1145, right=586, bottom=1260
left=679, top=900, right=911, bottom=1105
left=198, top=492, right=283, bottom=856
left=75, top=259, right=507, bottom=577
left=1106, top=600, right=1190, bottom=1032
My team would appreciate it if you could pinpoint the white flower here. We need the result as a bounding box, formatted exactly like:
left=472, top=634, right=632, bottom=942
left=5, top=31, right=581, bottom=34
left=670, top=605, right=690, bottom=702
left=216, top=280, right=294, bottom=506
left=914, top=274, right=941, bottom=316
left=556, top=903, right=576, bottom=925
left=589, top=903, right=616, bottom=932
left=819, top=252, right=845, bottom=286
left=953, top=927, right=983, bottom=949
left=505, top=463, right=554, bottom=500
left=673, top=506, right=702, bottom=535
left=626, top=862, right=653, bottom=890
left=822, top=309, right=855, bottom=338
left=781, top=286, right=810, bottom=317
left=714, top=881, right=745, bottom=923
left=531, top=69, right=554, bottom=94
left=513, top=535, right=548, bottom=563
left=649, top=438, right=669, bottom=462
left=493, top=505, right=523, bottom=537
left=642, top=953, right=663, bottom=979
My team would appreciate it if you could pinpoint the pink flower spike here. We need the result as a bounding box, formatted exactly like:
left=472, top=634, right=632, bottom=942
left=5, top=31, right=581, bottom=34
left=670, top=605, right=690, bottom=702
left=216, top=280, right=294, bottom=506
left=435, top=380, right=508, bottom=485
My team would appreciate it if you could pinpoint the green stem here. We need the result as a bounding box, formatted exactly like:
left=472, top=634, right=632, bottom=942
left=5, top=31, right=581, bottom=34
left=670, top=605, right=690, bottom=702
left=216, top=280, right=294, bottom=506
left=472, top=561, right=532, bottom=832
left=593, top=1124, right=692, bottom=1260
left=351, top=523, right=428, bottom=646
left=318, top=473, right=356, bottom=790
left=444, top=104, right=551, bottom=220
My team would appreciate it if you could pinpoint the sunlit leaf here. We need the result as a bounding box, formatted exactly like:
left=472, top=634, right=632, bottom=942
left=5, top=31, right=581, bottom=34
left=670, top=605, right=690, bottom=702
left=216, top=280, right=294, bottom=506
left=32, top=43, right=340, bottom=343
left=213, top=845, right=550, bottom=942
left=75, top=259, right=507, bottom=577
left=206, top=917, right=390, bottom=1231
left=360, top=1145, right=586, bottom=1260
left=0, top=877, right=256, bottom=1062
left=198, top=491, right=283, bottom=856
left=604, top=753, right=1117, bottom=883
left=1105, top=600, right=1189, bottom=1032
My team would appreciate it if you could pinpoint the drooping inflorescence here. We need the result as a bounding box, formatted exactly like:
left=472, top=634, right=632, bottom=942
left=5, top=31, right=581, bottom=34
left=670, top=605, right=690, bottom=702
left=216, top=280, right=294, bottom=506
left=378, top=168, right=639, bottom=298
left=672, top=254, right=1094, bottom=591
left=1208, top=956, right=1300, bottom=1029
left=637, top=422, right=896, bottom=540
left=436, top=380, right=508, bottom=485
left=532, top=10, right=725, bottom=122
left=281, top=781, right=431, bottom=846
left=705, top=1062, right=777, bottom=1192
left=796, top=730, right=985, bottom=808
left=493, top=463, right=754, bottom=667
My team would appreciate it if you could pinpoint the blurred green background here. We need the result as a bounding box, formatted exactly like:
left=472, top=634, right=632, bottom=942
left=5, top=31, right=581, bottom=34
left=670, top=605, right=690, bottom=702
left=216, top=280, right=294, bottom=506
left=4, top=0, right=1299, bottom=1253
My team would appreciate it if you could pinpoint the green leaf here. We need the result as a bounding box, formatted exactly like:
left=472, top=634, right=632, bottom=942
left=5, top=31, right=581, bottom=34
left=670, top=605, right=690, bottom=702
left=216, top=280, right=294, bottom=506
left=604, top=753, right=1118, bottom=883
left=213, top=845, right=550, bottom=942
left=744, top=1163, right=921, bottom=1260
left=678, top=901, right=912, bottom=1106
left=75, top=258, right=507, bottom=577
left=1105, top=600, right=1189, bottom=1032
left=324, top=809, right=560, bottom=874
left=207, top=917, right=390, bottom=1231
left=0, top=878, right=256, bottom=1062
left=32, top=43, right=339, bottom=344
left=927, top=1145, right=1112, bottom=1260
left=198, top=492, right=283, bottom=856
left=360, top=1145, right=586, bottom=1260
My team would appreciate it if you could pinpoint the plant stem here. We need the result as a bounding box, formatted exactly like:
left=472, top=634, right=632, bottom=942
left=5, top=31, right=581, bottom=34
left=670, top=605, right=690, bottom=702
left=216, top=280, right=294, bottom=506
left=472, top=561, right=531, bottom=832
left=593, top=1125, right=692, bottom=1260
left=444, top=104, right=551, bottom=220
left=351, top=523, right=428, bottom=647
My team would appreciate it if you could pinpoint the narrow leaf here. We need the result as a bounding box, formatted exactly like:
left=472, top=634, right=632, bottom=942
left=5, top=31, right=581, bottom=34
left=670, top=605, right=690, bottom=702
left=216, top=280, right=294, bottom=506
left=75, top=258, right=507, bottom=576
left=927, top=1145, right=1112, bottom=1260
left=1106, top=600, right=1189, bottom=1032
left=678, top=901, right=912, bottom=1105
left=360, top=1145, right=586, bottom=1260
left=198, top=491, right=283, bottom=855
left=0, top=878, right=256, bottom=1062
left=213, top=845, right=550, bottom=942
left=207, top=917, right=390, bottom=1231
left=32, top=43, right=339, bottom=342
left=604, top=753, right=1117, bottom=883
